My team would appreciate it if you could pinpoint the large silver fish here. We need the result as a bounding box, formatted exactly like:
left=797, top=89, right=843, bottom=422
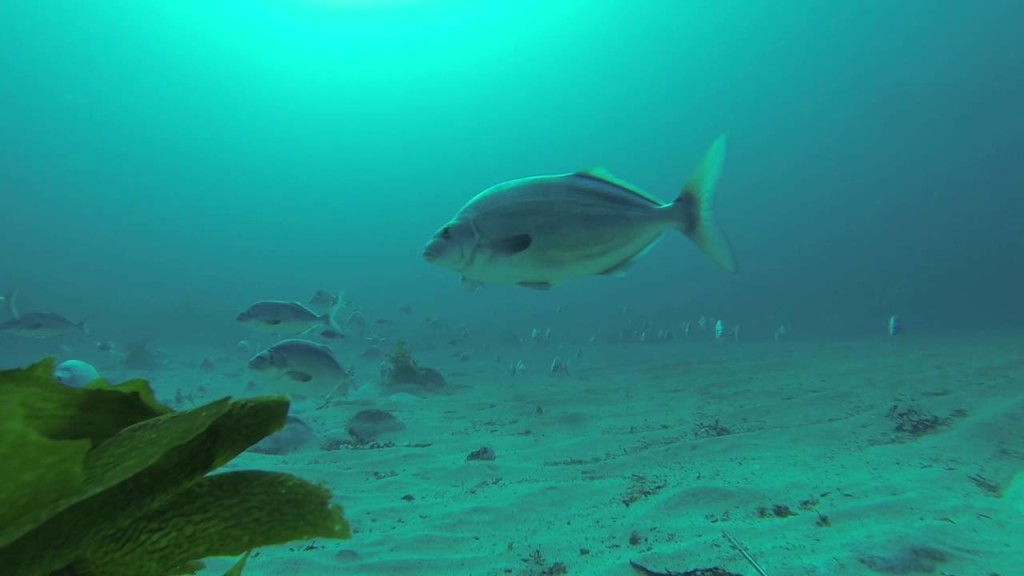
left=248, top=338, right=352, bottom=397
left=423, top=135, right=737, bottom=289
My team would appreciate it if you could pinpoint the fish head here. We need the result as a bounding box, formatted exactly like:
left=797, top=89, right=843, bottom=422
left=248, top=347, right=287, bottom=373
left=235, top=306, right=257, bottom=323
left=423, top=219, right=479, bottom=271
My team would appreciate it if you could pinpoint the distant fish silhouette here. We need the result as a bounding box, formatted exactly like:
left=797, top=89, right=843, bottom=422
left=888, top=315, right=906, bottom=336
left=236, top=300, right=342, bottom=335
left=0, top=292, right=88, bottom=338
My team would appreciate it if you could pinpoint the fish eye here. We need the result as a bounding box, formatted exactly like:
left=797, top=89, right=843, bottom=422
left=441, top=226, right=451, bottom=239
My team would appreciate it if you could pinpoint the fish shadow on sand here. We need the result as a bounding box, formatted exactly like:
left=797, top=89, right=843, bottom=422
left=858, top=544, right=949, bottom=574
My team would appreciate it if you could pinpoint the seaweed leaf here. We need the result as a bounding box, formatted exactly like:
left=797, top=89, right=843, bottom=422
left=224, top=551, right=250, bottom=576
left=0, top=359, right=350, bottom=576
left=73, top=472, right=347, bottom=576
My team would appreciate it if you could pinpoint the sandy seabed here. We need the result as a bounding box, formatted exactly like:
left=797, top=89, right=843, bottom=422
left=172, top=332, right=1024, bottom=576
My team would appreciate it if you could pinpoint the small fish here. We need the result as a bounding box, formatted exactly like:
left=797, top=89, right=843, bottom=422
left=248, top=338, right=352, bottom=396
left=459, top=275, right=484, bottom=293
left=1, top=290, right=16, bottom=319
left=888, top=315, right=905, bottom=336
left=509, top=360, right=526, bottom=376
left=236, top=300, right=341, bottom=335
left=550, top=356, right=569, bottom=375
left=309, top=288, right=347, bottom=311
left=423, top=136, right=737, bottom=289
left=0, top=311, right=89, bottom=338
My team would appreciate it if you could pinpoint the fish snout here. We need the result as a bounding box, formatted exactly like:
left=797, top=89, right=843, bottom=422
left=248, top=353, right=271, bottom=371
left=422, top=243, right=440, bottom=262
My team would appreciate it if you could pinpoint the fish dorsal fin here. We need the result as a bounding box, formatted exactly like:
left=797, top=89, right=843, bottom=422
left=575, top=168, right=663, bottom=205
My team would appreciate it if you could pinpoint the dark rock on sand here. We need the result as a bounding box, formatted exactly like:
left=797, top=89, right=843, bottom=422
left=466, top=446, right=496, bottom=461
left=345, top=409, right=405, bottom=445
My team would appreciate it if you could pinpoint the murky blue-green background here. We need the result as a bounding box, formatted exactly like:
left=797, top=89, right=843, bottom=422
left=2, top=0, right=1021, bottom=354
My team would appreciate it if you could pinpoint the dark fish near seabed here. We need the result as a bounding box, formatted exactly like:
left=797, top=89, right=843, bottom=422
left=236, top=300, right=342, bottom=335
left=0, top=292, right=89, bottom=338
left=248, top=338, right=352, bottom=397
left=0, top=313, right=90, bottom=338
left=423, top=135, right=737, bottom=289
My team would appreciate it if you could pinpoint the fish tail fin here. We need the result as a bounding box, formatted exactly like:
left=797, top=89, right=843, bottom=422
left=670, top=134, right=738, bottom=273
left=78, top=318, right=91, bottom=336
left=323, top=299, right=344, bottom=332
left=3, top=290, right=20, bottom=319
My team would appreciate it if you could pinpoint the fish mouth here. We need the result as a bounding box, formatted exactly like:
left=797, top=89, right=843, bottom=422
left=422, top=248, right=438, bottom=262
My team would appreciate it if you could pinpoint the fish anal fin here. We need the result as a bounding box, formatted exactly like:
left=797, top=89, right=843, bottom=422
left=517, top=281, right=552, bottom=290
left=598, top=242, right=659, bottom=277
left=598, top=258, right=637, bottom=277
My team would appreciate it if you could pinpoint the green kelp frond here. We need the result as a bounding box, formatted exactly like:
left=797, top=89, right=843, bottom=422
left=0, top=359, right=350, bottom=576
left=389, top=340, right=415, bottom=369
left=72, top=471, right=348, bottom=576
left=224, top=551, right=250, bottom=576
left=0, top=357, right=170, bottom=446
left=2, top=396, right=290, bottom=575
left=0, top=358, right=171, bottom=547
left=0, top=402, right=90, bottom=548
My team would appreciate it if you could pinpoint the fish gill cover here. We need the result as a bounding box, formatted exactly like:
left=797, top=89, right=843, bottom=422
left=0, top=358, right=350, bottom=576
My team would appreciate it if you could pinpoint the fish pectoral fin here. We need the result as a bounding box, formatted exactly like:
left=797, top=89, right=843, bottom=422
left=517, top=281, right=552, bottom=290
left=265, top=319, right=282, bottom=325
left=285, top=371, right=313, bottom=382
left=488, top=234, right=532, bottom=256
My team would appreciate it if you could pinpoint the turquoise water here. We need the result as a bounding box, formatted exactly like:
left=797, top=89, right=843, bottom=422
left=2, top=1, right=1022, bottom=574
left=3, top=0, right=1021, bottom=351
